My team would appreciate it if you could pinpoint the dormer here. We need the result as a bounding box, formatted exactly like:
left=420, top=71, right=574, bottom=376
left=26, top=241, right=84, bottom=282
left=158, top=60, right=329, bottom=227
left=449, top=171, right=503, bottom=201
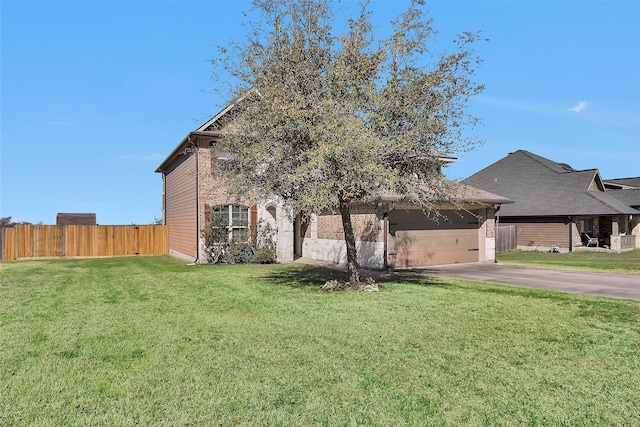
left=588, top=170, right=606, bottom=192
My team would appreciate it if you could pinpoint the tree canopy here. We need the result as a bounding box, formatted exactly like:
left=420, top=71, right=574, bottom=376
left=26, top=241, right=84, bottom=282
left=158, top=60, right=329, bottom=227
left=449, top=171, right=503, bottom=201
left=211, top=0, right=486, bottom=282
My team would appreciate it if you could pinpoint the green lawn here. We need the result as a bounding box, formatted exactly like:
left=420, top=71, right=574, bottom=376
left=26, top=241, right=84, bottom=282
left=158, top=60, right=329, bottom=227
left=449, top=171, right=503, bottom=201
left=1, top=257, right=639, bottom=426
left=497, top=249, right=640, bottom=274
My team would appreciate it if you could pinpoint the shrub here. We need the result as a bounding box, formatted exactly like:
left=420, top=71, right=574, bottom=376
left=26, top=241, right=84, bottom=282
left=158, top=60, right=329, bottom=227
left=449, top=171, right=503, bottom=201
left=251, top=248, right=277, bottom=264
left=202, top=214, right=230, bottom=264
left=202, top=217, right=278, bottom=264
left=223, top=243, right=255, bottom=264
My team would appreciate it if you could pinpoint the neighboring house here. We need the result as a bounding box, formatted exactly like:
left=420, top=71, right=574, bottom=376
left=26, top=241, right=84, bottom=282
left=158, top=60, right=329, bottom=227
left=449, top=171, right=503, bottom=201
left=56, top=213, right=97, bottom=225
left=604, top=177, right=640, bottom=211
left=604, top=177, right=640, bottom=190
left=604, top=178, right=640, bottom=249
left=156, top=106, right=511, bottom=268
left=463, top=150, right=640, bottom=251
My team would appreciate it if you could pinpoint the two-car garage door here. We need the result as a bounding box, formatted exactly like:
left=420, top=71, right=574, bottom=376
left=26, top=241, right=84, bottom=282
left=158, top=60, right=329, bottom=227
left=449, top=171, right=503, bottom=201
left=388, top=209, right=480, bottom=268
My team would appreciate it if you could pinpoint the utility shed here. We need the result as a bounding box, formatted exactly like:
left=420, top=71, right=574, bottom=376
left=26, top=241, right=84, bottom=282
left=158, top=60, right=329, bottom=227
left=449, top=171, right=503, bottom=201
left=56, top=213, right=97, bottom=225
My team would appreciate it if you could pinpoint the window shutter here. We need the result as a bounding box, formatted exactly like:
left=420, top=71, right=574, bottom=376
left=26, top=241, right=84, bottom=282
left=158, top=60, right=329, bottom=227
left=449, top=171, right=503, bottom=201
left=250, top=204, right=258, bottom=244
left=204, top=205, right=212, bottom=231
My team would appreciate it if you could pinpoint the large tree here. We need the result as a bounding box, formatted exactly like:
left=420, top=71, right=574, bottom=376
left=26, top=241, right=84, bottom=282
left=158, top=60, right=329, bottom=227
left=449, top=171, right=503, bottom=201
left=212, top=0, right=485, bottom=283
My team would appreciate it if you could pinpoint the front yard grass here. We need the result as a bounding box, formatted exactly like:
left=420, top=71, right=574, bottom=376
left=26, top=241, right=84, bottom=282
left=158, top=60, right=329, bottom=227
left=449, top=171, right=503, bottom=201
left=497, top=249, right=640, bottom=274
left=1, top=256, right=639, bottom=426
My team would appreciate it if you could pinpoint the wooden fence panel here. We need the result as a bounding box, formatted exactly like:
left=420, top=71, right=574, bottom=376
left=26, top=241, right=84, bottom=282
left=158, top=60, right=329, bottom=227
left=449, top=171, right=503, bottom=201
left=621, top=235, right=636, bottom=250
left=28, top=225, right=64, bottom=258
left=0, top=227, right=16, bottom=260
left=8, top=227, right=15, bottom=260
left=17, top=225, right=32, bottom=258
left=151, top=225, right=169, bottom=255
left=112, top=226, right=128, bottom=256
left=496, top=225, right=517, bottom=253
left=0, top=225, right=169, bottom=260
left=97, top=226, right=114, bottom=257
left=66, top=225, right=85, bottom=257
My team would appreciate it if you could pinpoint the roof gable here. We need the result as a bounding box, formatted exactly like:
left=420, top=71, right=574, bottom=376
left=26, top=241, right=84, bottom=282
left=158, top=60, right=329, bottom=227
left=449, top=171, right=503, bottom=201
left=197, top=103, right=236, bottom=132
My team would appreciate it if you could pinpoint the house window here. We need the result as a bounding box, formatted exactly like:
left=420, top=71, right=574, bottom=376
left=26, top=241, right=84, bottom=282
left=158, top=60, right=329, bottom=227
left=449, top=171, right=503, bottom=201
left=217, top=151, right=236, bottom=172
left=584, top=218, right=594, bottom=233
left=212, top=205, right=249, bottom=243
left=209, top=148, right=236, bottom=173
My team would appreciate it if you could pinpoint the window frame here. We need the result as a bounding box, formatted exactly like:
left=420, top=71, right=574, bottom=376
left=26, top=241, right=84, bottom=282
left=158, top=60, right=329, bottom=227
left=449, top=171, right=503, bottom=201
left=211, top=204, right=250, bottom=244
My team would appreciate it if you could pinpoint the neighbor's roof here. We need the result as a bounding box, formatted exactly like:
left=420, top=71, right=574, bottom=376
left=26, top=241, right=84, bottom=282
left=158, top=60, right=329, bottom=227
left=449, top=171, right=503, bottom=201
left=463, top=150, right=640, bottom=217
left=606, top=188, right=640, bottom=208
left=604, top=177, right=640, bottom=189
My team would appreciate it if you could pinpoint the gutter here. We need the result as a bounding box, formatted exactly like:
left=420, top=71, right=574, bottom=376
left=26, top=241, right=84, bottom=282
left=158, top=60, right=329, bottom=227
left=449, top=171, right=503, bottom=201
left=155, top=130, right=222, bottom=174
left=383, top=202, right=396, bottom=269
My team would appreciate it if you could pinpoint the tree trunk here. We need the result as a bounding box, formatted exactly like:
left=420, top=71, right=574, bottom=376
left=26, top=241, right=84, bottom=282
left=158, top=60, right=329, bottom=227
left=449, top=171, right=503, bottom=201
left=338, top=193, right=360, bottom=283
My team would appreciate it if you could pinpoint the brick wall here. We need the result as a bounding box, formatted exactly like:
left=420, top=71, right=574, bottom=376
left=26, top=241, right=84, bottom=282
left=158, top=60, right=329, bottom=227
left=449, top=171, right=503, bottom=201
left=196, top=141, right=256, bottom=229
left=316, top=204, right=382, bottom=243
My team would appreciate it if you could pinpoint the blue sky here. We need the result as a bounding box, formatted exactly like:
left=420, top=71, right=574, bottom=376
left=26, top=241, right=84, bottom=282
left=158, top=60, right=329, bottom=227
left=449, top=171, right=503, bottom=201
left=1, top=0, right=639, bottom=225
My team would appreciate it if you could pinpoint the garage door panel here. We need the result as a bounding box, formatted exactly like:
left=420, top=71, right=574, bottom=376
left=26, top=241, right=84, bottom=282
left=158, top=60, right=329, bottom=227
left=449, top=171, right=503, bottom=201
left=390, top=229, right=478, bottom=267
left=391, top=231, right=476, bottom=250
left=389, top=209, right=479, bottom=232
left=388, top=211, right=480, bottom=267
left=389, top=249, right=477, bottom=268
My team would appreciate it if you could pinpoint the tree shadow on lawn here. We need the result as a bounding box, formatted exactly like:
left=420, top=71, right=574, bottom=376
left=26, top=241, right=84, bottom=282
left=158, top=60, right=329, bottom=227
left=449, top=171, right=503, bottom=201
left=262, top=264, right=446, bottom=290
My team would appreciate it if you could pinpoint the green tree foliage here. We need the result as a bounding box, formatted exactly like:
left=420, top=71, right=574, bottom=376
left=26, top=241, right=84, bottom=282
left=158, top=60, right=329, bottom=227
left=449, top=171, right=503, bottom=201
left=211, top=0, right=485, bottom=282
left=0, top=216, right=28, bottom=226
left=1, top=217, right=16, bottom=227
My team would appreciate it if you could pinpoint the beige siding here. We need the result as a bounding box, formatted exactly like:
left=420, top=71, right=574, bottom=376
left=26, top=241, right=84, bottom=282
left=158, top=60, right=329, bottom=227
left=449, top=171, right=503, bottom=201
left=165, top=154, right=197, bottom=259
left=504, top=222, right=576, bottom=248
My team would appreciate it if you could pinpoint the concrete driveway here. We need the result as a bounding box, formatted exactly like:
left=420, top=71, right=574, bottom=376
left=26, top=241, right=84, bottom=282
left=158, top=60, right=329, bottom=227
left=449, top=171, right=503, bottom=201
left=411, top=263, right=640, bottom=301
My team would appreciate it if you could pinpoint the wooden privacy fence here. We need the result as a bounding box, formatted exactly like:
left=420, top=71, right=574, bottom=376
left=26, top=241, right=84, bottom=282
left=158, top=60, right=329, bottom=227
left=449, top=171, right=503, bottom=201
left=620, top=235, right=636, bottom=250
left=496, top=225, right=517, bottom=254
left=0, top=225, right=169, bottom=260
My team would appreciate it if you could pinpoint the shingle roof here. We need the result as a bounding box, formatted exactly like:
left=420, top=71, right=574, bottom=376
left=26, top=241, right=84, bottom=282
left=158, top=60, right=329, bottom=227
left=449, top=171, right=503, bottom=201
left=604, top=177, right=640, bottom=188
left=376, top=182, right=512, bottom=205
left=606, top=188, right=640, bottom=208
left=463, top=150, right=640, bottom=217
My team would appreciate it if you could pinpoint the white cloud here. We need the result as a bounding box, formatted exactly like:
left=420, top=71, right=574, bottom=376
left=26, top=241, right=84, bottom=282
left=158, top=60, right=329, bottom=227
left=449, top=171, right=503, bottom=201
left=568, top=101, right=589, bottom=113
left=143, top=153, right=165, bottom=161
left=123, top=153, right=165, bottom=161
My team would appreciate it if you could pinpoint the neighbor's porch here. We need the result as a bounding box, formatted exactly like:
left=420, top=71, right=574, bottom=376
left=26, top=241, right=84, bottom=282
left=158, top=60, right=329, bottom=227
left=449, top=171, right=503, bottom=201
left=575, top=214, right=639, bottom=250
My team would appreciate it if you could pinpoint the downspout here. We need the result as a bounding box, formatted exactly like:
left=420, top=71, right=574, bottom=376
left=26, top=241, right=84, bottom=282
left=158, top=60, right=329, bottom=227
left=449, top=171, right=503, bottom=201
left=383, top=209, right=389, bottom=269
left=568, top=216, right=574, bottom=252
left=383, top=202, right=396, bottom=269
left=494, top=205, right=500, bottom=262
left=162, top=173, right=166, bottom=225
left=190, top=135, right=201, bottom=264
